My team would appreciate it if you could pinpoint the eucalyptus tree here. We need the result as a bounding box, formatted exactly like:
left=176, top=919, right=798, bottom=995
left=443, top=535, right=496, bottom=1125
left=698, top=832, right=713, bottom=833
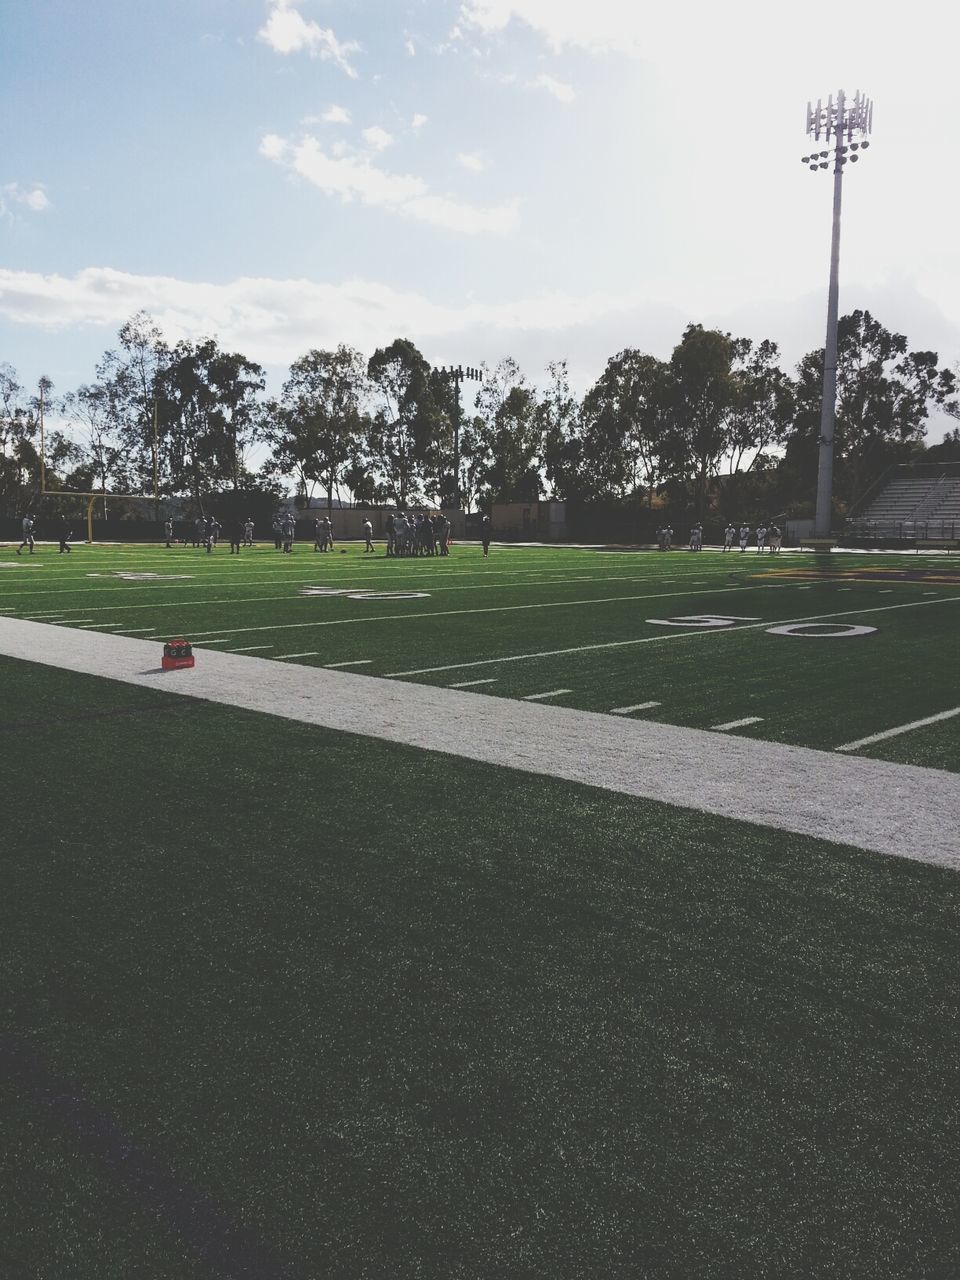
left=367, top=338, right=443, bottom=506
left=579, top=350, right=672, bottom=503
left=158, top=338, right=264, bottom=503
left=260, top=345, right=369, bottom=510
left=466, top=357, right=542, bottom=507
left=790, top=310, right=958, bottom=504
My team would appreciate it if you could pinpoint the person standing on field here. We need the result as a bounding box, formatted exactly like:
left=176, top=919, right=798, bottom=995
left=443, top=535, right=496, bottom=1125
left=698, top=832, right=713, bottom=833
left=164, top=518, right=174, bottom=548
left=723, top=523, right=736, bottom=551
left=363, top=518, right=375, bottom=553
left=481, top=515, right=491, bottom=558
left=739, top=524, right=750, bottom=552
left=243, top=516, right=254, bottom=547
left=16, top=513, right=35, bottom=555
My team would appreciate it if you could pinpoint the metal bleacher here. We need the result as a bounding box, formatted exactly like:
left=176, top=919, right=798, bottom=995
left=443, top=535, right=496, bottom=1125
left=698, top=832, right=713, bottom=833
left=846, top=463, right=960, bottom=542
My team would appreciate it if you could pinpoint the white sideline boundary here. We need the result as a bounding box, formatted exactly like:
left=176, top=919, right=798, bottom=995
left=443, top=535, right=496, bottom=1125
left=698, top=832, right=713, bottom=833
left=1, top=616, right=958, bottom=873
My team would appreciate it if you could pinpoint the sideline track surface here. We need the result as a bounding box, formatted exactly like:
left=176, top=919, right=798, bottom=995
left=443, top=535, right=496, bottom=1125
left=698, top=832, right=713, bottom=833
left=2, top=616, right=957, bottom=872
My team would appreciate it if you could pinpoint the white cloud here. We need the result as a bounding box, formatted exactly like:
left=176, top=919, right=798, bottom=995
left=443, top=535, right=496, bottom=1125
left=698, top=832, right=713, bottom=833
left=0, top=265, right=672, bottom=373
left=3, top=268, right=960, bottom=430
left=457, top=151, right=484, bottom=173
left=260, top=133, right=518, bottom=234
left=322, top=104, right=351, bottom=125
left=411, top=113, right=428, bottom=130
left=532, top=73, right=575, bottom=103
left=404, top=37, right=416, bottom=56
left=258, top=1, right=360, bottom=78
left=361, top=126, right=394, bottom=151
left=1, top=183, right=51, bottom=216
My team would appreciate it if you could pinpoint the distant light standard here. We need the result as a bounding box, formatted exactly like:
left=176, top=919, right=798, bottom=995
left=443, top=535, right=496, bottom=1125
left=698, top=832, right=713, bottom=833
left=439, top=364, right=482, bottom=510
left=801, top=90, right=873, bottom=539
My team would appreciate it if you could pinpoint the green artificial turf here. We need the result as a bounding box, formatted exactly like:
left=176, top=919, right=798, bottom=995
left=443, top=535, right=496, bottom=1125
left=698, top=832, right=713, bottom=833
left=1, top=542, right=957, bottom=769
left=2, top=654, right=960, bottom=1278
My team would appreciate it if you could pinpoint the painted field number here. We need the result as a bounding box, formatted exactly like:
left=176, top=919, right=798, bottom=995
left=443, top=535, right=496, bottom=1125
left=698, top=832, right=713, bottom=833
left=647, top=615, right=762, bottom=629
left=765, top=623, right=878, bottom=638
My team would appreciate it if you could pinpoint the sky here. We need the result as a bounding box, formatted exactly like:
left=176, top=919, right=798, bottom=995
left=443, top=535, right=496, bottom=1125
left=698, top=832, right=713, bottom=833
left=3, top=0, right=960, bottom=442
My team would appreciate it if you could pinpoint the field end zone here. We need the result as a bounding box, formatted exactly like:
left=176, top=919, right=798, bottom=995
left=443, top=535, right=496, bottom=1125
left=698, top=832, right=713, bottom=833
left=2, top=617, right=957, bottom=872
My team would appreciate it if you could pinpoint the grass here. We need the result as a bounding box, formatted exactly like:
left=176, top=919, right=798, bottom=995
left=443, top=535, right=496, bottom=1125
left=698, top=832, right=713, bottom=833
left=2, top=541, right=960, bottom=1276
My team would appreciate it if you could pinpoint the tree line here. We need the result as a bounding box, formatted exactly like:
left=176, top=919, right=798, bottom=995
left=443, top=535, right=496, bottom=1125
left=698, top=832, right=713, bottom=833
left=2, top=309, right=959, bottom=523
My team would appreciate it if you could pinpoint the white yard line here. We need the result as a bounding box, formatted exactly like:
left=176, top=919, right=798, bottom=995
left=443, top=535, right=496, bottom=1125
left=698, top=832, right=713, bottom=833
left=522, top=689, right=573, bottom=701
left=385, top=596, right=960, bottom=678
left=836, top=707, right=960, bottom=753
left=449, top=678, right=498, bottom=688
left=325, top=659, right=372, bottom=668
left=230, top=645, right=273, bottom=652
left=713, top=716, right=764, bottom=731
left=610, top=701, right=662, bottom=715
left=276, top=651, right=319, bottom=660
left=1, top=616, right=957, bottom=871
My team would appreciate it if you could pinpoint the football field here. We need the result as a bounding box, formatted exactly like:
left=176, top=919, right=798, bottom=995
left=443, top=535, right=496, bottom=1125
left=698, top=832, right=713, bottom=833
left=2, top=538, right=959, bottom=1278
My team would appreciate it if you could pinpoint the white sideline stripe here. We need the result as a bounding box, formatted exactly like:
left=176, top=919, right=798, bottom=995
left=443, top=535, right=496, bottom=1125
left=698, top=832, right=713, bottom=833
left=276, top=651, right=319, bottom=660
left=610, top=701, right=662, bottom=715
left=122, top=627, right=157, bottom=633
left=522, top=688, right=572, bottom=701
left=0, top=617, right=957, bottom=872
left=385, top=595, right=960, bottom=677
left=836, top=707, right=960, bottom=753
left=713, top=716, right=764, bottom=731
left=195, top=638, right=229, bottom=645
left=449, top=678, right=498, bottom=688
left=231, top=645, right=273, bottom=652
left=325, top=659, right=372, bottom=668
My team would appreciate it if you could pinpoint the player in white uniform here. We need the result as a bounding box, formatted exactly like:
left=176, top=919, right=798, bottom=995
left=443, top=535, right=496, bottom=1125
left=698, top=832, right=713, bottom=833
left=756, top=524, right=767, bottom=553
left=363, top=518, right=375, bottom=553
left=243, top=517, right=254, bottom=547
left=739, top=525, right=750, bottom=552
left=723, top=524, right=736, bottom=551
left=16, top=514, right=35, bottom=555
left=768, top=524, right=782, bottom=554
left=689, top=523, right=703, bottom=551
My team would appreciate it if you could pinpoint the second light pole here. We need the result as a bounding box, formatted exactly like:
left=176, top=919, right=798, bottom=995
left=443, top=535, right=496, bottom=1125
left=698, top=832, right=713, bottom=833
left=440, top=364, right=482, bottom=510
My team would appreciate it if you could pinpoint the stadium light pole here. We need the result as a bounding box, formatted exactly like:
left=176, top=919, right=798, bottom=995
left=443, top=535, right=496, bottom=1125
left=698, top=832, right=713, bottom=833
left=802, top=90, right=873, bottom=540
left=439, top=364, right=482, bottom=510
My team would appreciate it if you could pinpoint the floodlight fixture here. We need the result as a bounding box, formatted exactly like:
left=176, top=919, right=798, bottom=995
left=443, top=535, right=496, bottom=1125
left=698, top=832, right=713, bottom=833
left=438, top=362, right=483, bottom=509
left=800, top=89, right=874, bottom=539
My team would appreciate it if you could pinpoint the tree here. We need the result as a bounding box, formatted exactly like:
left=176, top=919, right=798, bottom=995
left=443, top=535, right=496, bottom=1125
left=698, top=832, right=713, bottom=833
left=60, top=382, right=136, bottom=515
left=925, top=427, right=960, bottom=464
left=725, top=338, right=795, bottom=474
left=158, top=338, right=264, bottom=504
left=790, top=310, right=958, bottom=506
left=259, top=345, right=369, bottom=511
left=579, top=350, right=672, bottom=503
left=538, top=361, right=584, bottom=501
left=367, top=339, right=443, bottom=506
left=666, top=323, right=739, bottom=518
left=466, top=358, right=542, bottom=508
left=92, top=313, right=172, bottom=497
left=0, top=368, right=75, bottom=515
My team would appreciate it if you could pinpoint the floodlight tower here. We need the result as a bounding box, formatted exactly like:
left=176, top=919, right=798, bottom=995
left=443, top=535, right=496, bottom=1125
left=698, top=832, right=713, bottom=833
left=801, top=90, right=873, bottom=539
left=439, top=364, right=482, bottom=510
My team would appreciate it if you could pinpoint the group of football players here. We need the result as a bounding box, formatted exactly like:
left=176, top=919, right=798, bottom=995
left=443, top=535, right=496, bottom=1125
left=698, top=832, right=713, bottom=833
left=653, top=522, right=784, bottom=552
